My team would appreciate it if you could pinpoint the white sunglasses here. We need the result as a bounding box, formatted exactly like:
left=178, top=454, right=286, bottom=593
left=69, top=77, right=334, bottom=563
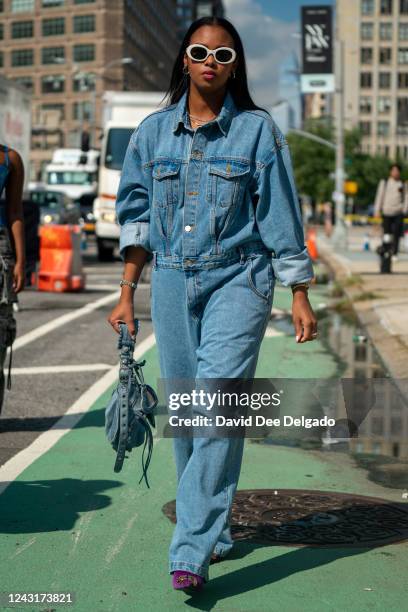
left=186, top=43, right=237, bottom=65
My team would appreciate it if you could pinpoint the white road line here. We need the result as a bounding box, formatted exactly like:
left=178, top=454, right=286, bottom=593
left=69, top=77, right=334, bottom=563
left=5, top=364, right=113, bottom=375
left=12, top=291, right=120, bottom=351
left=265, top=325, right=285, bottom=338
left=0, top=332, right=157, bottom=496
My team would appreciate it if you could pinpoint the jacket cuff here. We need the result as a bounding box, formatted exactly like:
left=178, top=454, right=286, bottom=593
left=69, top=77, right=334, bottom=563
left=119, top=222, right=152, bottom=262
left=271, top=246, right=315, bottom=287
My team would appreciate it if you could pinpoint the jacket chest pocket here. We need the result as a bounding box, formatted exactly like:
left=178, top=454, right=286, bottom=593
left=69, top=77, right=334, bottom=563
left=206, top=160, right=250, bottom=208
left=151, top=160, right=181, bottom=208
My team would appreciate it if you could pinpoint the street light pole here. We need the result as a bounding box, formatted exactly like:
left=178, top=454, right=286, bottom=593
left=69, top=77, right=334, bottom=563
left=331, top=38, right=348, bottom=249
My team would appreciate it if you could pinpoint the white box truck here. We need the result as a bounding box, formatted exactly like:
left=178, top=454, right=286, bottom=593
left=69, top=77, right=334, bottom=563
left=0, top=75, right=31, bottom=189
left=94, top=91, right=167, bottom=261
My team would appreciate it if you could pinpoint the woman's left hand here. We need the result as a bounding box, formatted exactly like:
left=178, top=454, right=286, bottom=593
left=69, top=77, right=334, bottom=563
left=292, top=290, right=318, bottom=343
left=13, top=261, right=25, bottom=293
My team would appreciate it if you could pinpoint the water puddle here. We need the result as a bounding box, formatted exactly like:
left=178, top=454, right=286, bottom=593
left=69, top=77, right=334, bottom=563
left=259, top=279, right=408, bottom=491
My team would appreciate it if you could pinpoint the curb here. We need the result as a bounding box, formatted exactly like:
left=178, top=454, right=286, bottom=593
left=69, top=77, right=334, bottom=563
left=317, top=243, right=408, bottom=384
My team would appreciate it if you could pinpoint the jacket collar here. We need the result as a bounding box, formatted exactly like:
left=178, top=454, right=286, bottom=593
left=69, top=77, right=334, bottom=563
left=172, top=88, right=236, bottom=136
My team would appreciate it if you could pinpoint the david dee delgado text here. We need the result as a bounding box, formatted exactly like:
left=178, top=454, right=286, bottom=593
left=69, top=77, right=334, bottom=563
left=167, top=390, right=336, bottom=429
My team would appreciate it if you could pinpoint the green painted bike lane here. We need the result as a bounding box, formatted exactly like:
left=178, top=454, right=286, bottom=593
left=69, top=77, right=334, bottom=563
left=0, top=285, right=406, bottom=611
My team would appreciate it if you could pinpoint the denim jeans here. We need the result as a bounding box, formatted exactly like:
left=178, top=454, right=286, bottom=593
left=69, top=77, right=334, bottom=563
left=150, top=243, right=274, bottom=581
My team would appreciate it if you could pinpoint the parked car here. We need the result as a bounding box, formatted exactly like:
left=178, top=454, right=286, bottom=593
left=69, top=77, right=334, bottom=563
left=29, top=188, right=81, bottom=226
left=74, top=192, right=96, bottom=234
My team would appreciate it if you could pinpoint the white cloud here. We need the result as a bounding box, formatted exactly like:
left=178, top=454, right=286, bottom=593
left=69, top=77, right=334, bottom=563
left=223, top=0, right=299, bottom=108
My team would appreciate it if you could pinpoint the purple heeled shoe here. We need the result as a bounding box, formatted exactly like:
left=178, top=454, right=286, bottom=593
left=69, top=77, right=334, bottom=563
left=171, top=570, right=204, bottom=592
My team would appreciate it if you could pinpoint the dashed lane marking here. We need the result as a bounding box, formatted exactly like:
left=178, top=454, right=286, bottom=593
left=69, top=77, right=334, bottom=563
left=12, top=291, right=120, bottom=352
left=6, top=364, right=113, bottom=375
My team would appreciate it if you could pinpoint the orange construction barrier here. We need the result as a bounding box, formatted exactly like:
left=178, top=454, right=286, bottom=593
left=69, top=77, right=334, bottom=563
left=306, top=227, right=319, bottom=261
left=37, top=225, right=86, bottom=292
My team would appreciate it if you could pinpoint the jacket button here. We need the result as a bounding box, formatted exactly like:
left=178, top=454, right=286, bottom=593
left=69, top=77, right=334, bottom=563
left=184, top=225, right=192, bottom=232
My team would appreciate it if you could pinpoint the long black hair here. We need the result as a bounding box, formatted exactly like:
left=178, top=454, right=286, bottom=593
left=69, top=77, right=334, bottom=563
left=161, top=16, right=270, bottom=115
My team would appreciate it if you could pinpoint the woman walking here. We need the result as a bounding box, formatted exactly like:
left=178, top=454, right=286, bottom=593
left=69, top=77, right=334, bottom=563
left=0, top=144, right=25, bottom=414
left=108, top=16, right=317, bottom=592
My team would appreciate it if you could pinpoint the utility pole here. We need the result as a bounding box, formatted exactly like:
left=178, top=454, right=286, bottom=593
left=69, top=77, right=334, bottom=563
left=331, top=37, right=348, bottom=249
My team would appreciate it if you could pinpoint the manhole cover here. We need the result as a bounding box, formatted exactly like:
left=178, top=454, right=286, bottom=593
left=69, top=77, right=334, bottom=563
left=162, top=489, right=408, bottom=547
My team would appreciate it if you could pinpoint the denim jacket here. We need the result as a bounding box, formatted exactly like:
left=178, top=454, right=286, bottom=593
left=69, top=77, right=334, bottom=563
left=116, top=88, right=314, bottom=286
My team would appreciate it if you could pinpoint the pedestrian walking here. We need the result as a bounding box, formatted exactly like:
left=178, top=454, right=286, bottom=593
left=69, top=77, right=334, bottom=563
left=374, top=163, right=408, bottom=260
left=0, top=144, right=25, bottom=414
left=108, top=16, right=317, bottom=593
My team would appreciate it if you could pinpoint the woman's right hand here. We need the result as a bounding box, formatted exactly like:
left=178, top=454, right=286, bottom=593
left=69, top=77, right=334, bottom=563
left=107, top=296, right=136, bottom=338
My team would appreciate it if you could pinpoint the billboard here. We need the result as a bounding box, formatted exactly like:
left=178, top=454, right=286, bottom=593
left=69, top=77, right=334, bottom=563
left=301, top=5, right=334, bottom=94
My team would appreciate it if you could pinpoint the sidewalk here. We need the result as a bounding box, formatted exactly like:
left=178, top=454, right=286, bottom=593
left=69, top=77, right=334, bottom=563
left=316, top=225, right=408, bottom=379
left=0, top=283, right=406, bottom=611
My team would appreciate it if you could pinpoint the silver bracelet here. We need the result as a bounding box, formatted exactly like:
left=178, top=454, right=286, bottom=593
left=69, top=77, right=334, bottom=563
left=120, top=279, right=138, bottom=290
left=291, top=282, right=310, bottom=292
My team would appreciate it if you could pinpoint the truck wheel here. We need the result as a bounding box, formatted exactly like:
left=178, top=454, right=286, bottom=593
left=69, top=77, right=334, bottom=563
left=97, top=239, right=115, bottom=262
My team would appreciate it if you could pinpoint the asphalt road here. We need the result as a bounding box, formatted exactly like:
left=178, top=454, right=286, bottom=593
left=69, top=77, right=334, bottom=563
left=0, top=237, right=154, bottom=467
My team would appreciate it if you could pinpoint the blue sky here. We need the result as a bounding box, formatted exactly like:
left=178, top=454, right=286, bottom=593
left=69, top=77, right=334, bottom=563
left=257, top=0, right=334, bottom=23
left=223, top=0, right=335, bottom=108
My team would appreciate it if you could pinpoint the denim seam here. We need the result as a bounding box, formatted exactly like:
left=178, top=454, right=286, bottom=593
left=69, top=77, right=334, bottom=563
left=246, top=257, right=270, bottom=302
left=169, top=561, right=209, bottom=582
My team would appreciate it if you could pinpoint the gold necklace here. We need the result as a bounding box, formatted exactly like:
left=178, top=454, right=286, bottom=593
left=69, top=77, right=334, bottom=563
left=189, top=112, right=217, bottom=121
left=188, top=111, right=217, bottom=126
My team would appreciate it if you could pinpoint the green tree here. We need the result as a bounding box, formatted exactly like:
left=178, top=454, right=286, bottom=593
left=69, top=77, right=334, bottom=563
left=286, top=118, right=335, bottom=203
left=287, top=120, right=405, bottom=210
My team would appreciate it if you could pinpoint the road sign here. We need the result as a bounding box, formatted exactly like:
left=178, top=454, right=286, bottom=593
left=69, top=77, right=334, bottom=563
left=344, top=181, right=358, bottom=195
left=301, top=6, right=334, bottom=94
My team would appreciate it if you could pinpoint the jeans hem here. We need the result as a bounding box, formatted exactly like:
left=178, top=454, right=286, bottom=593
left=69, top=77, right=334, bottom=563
left=169, top=561, right=209, bottom=582
left=213, top=544, right=233, bottom=557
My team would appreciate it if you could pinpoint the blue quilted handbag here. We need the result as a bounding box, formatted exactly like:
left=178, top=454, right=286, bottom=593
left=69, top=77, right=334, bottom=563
left=105, top=319, right=158, bottom=487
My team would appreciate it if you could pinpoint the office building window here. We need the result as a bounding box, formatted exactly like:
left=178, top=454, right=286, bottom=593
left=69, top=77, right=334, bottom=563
left=360, top=96, right=372, bottom=113
left=41, top=74, right=65, bottom=93
left=379, top=47, right=392, bottom=63
left=361, top=22, right=374, bottom=40
left=42, top=103, right=65, bottom=120
left=401, top=0, right=408, bottom=14
left=360, top=72, right=373, bottom=87
left=0, top=1, right=3, bottom=11
left=399, top=23, right=408, bottom=40
left=361, top=0, right=374, bottom=14
left=379, top=22, right=393, bottom=40
left=42, top=0, right=65, bottom=7
left=11, top=20, right=34, bottom=38
left=0, top=24, right=3, bottom=39
left=11, top=48, right=34, bottom=66
left=73, top=72, right=96, bottom=91
left=359, top=121, right=372, bottom=135
left=380, top=0, right=393, bottom=13
left=379, top=71, right=392, bottom=87
left=398, top=47, right=408, bottom=63
left=398, top=72, right=408, bottom=87
left=72, top=101, right=93, bottom=120
left=13, top=76, right=34, bottom=91
left=74, top=0, right=95, bottom=3
left=0, top=52, right=3, bottom=68
left=397, top=97, right=408, bottom=132
left=42, top=46, right=65, bottom=64
left=73, top=15, right=95, bottom=33
left=73, top=44, right=95, bottom=62
left=378, top=96, right=392, bottom=112
left=361, top=47, right=373, bottom=63
left=42, top=17, right=65, bottom=36
left=11, top=0, right=35, bottom=12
